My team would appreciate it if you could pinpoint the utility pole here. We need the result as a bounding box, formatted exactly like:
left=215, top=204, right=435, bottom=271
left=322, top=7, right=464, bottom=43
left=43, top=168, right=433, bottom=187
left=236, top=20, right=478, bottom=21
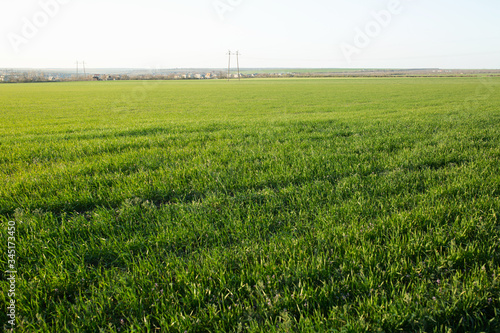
left=227, top=50, right=231, bottom=81
left=76, top=60, right=79, bottom=79
left=82, top=61, right=86, bottom=78
left=236, top=51, right=240, bottom=81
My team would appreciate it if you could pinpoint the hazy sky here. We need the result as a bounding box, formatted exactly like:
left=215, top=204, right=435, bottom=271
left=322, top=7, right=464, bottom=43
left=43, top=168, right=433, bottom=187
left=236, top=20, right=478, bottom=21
left=1, top=0, right=499, bottom=69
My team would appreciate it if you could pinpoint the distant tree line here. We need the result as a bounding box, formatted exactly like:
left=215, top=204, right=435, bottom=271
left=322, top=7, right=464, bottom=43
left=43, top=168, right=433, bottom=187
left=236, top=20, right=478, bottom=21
left=2, top=69, right=499, bottom=83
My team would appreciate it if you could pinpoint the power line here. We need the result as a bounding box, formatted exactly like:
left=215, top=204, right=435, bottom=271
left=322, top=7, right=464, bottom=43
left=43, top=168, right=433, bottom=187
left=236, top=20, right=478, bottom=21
left=236, top=51, right=241, bottom=81
left=227, top=50, right=231, bottom=81
left=226, top=50, right=242, bottom=81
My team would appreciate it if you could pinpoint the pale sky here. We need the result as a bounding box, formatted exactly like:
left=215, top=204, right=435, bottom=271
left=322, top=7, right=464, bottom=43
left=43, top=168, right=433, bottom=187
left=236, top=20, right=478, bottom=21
left=1, top=0, right=499, bottom=69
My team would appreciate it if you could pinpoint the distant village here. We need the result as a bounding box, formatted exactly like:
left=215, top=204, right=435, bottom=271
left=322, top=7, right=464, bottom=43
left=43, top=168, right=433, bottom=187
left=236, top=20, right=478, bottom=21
left=1, top=68, right=499, bottom=83
left=0, top=69, right=261, bottom=83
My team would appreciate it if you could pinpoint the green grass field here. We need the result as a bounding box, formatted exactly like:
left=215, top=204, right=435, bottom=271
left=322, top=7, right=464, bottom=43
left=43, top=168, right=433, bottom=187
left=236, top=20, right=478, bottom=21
left=1, top=78, right=500, bottom=332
